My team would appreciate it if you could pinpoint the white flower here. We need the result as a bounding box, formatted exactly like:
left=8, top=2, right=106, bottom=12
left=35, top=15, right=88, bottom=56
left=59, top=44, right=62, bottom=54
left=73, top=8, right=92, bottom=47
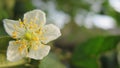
left=3, top=9, right=61, bottom=62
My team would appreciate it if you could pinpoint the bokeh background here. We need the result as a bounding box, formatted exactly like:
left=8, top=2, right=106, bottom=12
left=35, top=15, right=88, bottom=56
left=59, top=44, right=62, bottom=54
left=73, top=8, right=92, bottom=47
left=1, top=0, right=120, bottom=68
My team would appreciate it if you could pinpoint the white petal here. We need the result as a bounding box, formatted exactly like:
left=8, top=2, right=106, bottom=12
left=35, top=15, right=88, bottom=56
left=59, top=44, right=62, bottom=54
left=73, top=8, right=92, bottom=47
left=24, top=9, right=46, bottom=25
left=42, top=24, right=61, bottom=44
left=7, top=41, right=26, bottom=62
left=28, top=45, right=50, bottom=60
left=3, top=19, right=25, bottom=38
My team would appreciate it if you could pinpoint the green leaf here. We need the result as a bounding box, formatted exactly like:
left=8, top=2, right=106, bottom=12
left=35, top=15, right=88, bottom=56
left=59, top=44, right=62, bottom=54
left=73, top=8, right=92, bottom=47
left=74, top=57, right=99, bottom=68
left=0, top=36, right=12, bottom=50
left=72, top=36, right=120, bottom=68
left=39, top=53, right=66, bottom=68
left=0, top=25, right=7, bottom=37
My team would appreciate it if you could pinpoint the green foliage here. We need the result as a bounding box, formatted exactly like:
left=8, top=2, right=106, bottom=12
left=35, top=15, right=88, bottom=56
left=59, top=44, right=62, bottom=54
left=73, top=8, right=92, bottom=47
left=0, top=0, right=15, bottom=20
left=0, top=9, right=9, bottom=20
left=74, top=57, right=98, bottom=68
left=14, top=0, right=35, bottom=19
left=0, top=36, right=12, bottom=50
left=0, top=27, right=6, bottom=37
left=72, top=36, right=120, bottom=68
left=39, top=53, right=66, bottom=68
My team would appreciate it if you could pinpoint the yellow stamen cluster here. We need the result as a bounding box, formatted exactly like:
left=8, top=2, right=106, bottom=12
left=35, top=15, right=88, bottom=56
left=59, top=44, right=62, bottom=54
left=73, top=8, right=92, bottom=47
left=18, top=40, right=27, bottom=54
left=24, top=32, right=40, bottom=42
left=12, top=18, right=46, bottom=54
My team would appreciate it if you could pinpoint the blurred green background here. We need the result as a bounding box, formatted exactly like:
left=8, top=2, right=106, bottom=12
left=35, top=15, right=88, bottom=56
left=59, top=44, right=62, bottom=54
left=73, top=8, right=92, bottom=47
left=1, top=0, right=120, bottom=68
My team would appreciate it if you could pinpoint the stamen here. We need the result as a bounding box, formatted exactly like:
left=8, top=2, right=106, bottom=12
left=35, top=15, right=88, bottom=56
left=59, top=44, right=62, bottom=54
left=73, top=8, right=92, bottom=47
left=18, top=44, right=27, bottom=54
left=32, top=36, right=39, bottom=41
left=19, top=19, right=24, bottom=28
left=35, top=28, right=43, bottom=35
left=12, top=31, right=17, bottom=38
left=13, top=40, right=20, bottom=44
left=28, top=21, right=38, bottom=29
left=19, top=19, right=27, bottom=30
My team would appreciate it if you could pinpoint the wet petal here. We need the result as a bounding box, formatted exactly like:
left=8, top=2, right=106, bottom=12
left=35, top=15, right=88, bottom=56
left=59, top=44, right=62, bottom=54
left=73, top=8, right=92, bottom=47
left=3, top=19, right=25, bottom=38
left=42, top=24, right=61, bottom=44
left=24, top=9, right=46, bottom=25
left=28, top=45, right=50, bottom=60
left=7, top=41, right=26, bottom=62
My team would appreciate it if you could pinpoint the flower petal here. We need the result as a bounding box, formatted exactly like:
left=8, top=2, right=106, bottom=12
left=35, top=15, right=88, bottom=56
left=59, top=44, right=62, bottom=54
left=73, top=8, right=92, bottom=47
left=3, top=19, right=25, bottom=38
left=7, top=41, right=26, bottom=62
left=28, top=45, right=50, bottom=60
left=24, top=9, right=46, bottom=25
left=42, top=24, right=61, bottom=44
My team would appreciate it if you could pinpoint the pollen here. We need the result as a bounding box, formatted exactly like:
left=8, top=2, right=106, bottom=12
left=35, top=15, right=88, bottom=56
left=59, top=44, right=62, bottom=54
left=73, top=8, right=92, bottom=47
left=12, top=31, right=17, bottom=38
left=14, top=40, right=20, bottom=44
left=28, top=22, right=38, bottom=29
left=19, top=19, right=24, bottom=28
left=32, top=36, right=39, bottom=41
left=18, top=44, right=27, bottom=54
left=35, top=28, right=43, bottom=35
left=19, top=21, right=24, bottom=28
